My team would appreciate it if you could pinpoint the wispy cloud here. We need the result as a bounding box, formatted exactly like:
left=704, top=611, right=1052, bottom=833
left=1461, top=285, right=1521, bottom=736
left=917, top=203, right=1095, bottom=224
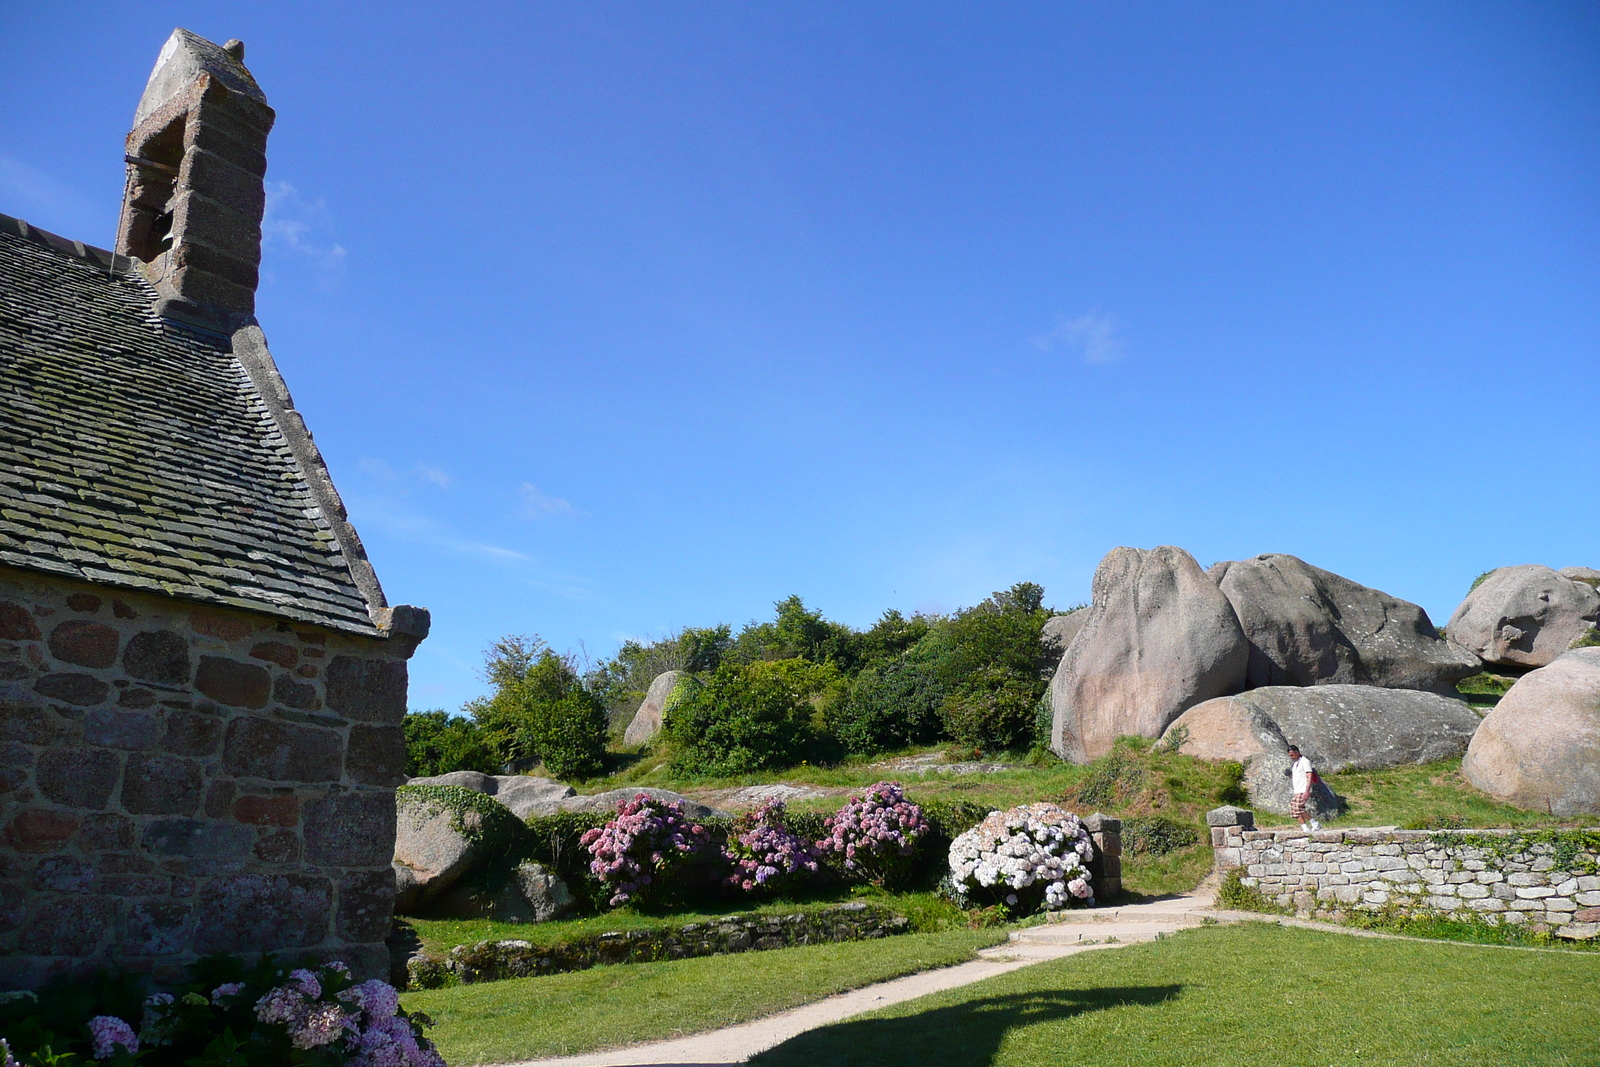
left=1031, top=310, right=1128, bottom=364
left=416, top=465, right=452, bottom=489
left=262, top=180, right=346, bottom=284
left=520, top=483, right=574, bottom=519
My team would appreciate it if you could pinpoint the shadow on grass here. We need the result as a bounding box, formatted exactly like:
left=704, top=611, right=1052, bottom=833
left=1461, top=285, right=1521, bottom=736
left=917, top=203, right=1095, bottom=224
left=751, top=984, right=1182, bottom=1066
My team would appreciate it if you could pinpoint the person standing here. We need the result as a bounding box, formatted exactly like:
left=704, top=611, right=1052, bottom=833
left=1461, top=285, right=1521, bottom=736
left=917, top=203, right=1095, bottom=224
left=1287, top=744, right=1320, bottom=831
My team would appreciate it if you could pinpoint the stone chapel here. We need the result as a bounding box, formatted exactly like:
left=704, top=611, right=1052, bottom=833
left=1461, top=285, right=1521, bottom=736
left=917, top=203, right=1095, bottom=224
left=0, top=29, right=426, bottom=986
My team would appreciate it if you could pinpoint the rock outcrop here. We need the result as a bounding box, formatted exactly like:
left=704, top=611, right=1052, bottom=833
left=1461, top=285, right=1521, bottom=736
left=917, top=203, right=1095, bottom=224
left=1165, top=685, right=1481, bottom=815
left=623, top=669, right=686, bottom=747
left=1211, top=554, right=1479, bottom=693
left=1051, top=545, right=1249, bottom=763
left=1561, top=566, right=1600, bottom=587
left=1448, top=565, right=1600, bottom=668
left=406, top=769, right=577, bottom=820
left=558, top=787, right=731, bottom=821
left=392, top=791, right=489, bottom=913
left=427, top=860, right=576, bottom=924
left=1462, top=648, right=1600, bottom=816
left=1039, top=611, right=1088, bottom=669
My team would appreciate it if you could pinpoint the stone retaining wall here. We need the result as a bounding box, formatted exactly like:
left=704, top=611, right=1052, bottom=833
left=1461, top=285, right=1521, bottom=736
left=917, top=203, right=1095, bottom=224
left=1207, top=807, right=1600, bottom=939
left=405, top=902, right=911, bottom=988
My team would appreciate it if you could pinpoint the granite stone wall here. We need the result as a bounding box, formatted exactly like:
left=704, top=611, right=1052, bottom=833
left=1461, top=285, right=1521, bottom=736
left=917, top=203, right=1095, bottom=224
left=1208, top=807, right=1600, bottom=940
left=405, top=902, right=913, bottom=988
left=1083, top=813, right=1122, bottom=899
left=0, top=566, right=419, bottom=987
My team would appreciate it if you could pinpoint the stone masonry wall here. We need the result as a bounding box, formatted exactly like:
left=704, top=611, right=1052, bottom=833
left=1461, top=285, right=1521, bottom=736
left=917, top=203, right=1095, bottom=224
left=0, top=566, right=418, bottom=987
left=1208, top=808, right=1600, bottom=940
left=406, top=902, right=912, bottom=988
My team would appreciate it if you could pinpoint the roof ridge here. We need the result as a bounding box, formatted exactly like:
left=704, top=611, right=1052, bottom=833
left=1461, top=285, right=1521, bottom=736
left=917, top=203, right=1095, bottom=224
left=0, top=210, right=136, bottom=274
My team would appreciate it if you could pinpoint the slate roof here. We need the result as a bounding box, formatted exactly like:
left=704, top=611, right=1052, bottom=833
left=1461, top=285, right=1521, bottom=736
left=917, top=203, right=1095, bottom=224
left=0, top=212, right=384, bottom=635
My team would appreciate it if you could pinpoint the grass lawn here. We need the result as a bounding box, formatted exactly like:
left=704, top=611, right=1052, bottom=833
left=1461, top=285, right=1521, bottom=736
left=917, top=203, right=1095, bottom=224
left=403, top=927, right=1007, bottom=1064
left=751, top=922, right=1600, bottom=1067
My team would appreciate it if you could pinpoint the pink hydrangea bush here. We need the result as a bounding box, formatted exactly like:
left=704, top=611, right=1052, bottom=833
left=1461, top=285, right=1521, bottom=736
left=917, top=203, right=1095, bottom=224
left=580, top=793, right=712, bottom=906
left=2, top=959, right=445, bottom=1066
left=722, top=798, right=821, bottom=894
left=816, top=780, right=929, bottom=887
left=947, top=802, right=1095, bottom=916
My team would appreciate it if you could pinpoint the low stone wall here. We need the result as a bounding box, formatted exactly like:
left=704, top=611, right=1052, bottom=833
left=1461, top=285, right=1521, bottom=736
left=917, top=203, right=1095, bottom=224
left=405, top=902, right=911, bottom=988
left=1083, top=813, right=1122, bottom=899
left=1208, top=807, right=1600, bottom=939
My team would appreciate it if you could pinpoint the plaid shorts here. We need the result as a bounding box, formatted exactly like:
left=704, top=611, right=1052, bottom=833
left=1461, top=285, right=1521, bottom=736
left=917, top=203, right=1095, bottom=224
left=1290, top=793, right=1309, bottom=820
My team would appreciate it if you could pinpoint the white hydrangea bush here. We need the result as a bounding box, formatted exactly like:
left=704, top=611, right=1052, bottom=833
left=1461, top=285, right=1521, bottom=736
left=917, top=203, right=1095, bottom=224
left=947, top=803, right=1095, bottom=915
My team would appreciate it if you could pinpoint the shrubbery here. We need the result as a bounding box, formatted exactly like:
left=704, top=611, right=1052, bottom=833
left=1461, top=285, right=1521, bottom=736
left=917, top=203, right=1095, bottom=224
left=816, top=781, right=930, bottom=888
left=0, top=958, right=439, bottom=1067
left=662, top=660, right=821, bottom=777
left=402, top=711, right=499, bottom=778
left=579, top=794, right=711, bottom=906
left=722, top=799, right=821, bottom=894
left=467, top=637, right=608, bottom=779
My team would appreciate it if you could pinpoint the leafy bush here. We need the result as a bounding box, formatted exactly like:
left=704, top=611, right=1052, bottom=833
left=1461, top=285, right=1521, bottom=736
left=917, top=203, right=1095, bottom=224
left=663, top=661, right=819, bottom=777
left=937, top=667, right=1039, bottom=752
left=468, top=638, right=608, bottom=779
left=1216, top=866, right=1289, bottom=914
left=816, top=781, right=930, bottom=888
left=946, top=803, right=1095, bottom=915
left=0, top=958, right=439, bottom=1067
left=580, top=794, right=711, bottom=907
left=1120, top=815, right=1200, bottom=857
left=402, top=710, right=500, bottom=777
left=722, top=799, right=821, bottom=894
left=830, top=660, right=945, bottom=756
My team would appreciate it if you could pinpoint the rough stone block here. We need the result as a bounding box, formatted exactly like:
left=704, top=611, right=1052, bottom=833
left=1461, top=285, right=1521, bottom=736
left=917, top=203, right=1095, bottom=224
left=0, top=602, right=42, bottom=641
left=1555, top=922, right=1599, bottom=940
left=48, top=620, right=119, bottom=669
left=272, top=673, right=321, bottom=710
left=1515, top=886, right=1555, bottom=899
left=0, top=690, right=66, bottom=744
left=1205, top=806, right=1253, bottom=828
left=323, top=656, right=407, bottom=723
left=123, top=630, right=192, bottom=686
left=232, top=794, right=299, bottom=826
left=222, top=716, right=341, bottom=782
left=250, top=644, right=298, bottom=670
left=85, top=708, right=161, bottom=750
left=1457, top=883, right=1489, bottom=899
left=338, top=868, right=395, bottom=943
left=78, top=813, right=134, bottom=850
left=1546, top=897, right=1577, bottom=912
left=1574, top=907, right=1600, bottom=922
left=252, top=830, right=300, bottom=863
left=194, top=874, right=332, bottom=952
left=303, top=792, right=394, bottom=867
left=121, top=900, right=192, bottom=955
left=162, top=709, right=224, bottom=756
left=19, top=895, right=115, bottom=955
left=32, top=856, right=95, bottom=894
left=140, top=818, right=252, bottom=860
left=36, top=746, right=120, bottom=807
left=121, top=754, right=204, bottom=815
left=35, top=672, right=110, bottom=706
left=4, top=809, right=80, bottom=852
left=196, top=656, right=270, bottom=709
left=345, top=724, right=406, bottom=786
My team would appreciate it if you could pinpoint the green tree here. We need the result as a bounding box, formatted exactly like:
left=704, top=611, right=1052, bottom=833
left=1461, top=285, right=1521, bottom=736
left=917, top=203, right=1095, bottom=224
left=470, top=635, right=609, bottom=779
left=664, top=659, right=820, bottom=776
left=726, top=595, right=863, bottom=670
left=402, top=709, right=500, bottom=777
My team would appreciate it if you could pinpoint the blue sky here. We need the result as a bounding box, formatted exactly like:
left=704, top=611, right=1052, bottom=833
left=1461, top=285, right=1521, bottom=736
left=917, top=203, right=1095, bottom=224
left=2, top=3, right=1596, bottom=711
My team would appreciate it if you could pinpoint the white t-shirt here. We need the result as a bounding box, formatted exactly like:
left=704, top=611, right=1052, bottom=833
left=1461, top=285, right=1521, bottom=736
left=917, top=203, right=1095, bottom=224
left=1291, top=755, right=1314, bottom=795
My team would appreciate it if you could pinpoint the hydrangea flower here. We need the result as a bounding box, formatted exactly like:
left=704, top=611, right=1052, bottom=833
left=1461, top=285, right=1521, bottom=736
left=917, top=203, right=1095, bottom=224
left=816, top=781, right=929, bottom=886
left=948, top=802, right=1095, bottom=916
left=210, top=982, right=246, bottom=1001
left=723, top=799, right=821, bottom=893
left=1, top=1036, right=19, bottom=1067
left=88, top=1016, right=138, bottom=1059
left=580, top=793, right=710, bottom=906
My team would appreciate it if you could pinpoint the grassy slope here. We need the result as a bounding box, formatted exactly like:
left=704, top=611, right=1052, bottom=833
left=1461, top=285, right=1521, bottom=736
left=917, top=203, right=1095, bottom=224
left=403, top=928, right=1006, bottom=1065
left=751, top=922, right=1600, bottom=1067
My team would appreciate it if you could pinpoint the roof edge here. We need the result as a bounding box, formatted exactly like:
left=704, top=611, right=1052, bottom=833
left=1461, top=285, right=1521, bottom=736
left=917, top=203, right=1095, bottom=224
left=230, top=322, right=393, bottom=631
left=0, top=211, right=135, bottom=274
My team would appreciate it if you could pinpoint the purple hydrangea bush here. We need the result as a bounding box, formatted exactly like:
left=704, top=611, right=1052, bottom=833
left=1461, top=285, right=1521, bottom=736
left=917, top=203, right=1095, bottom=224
left=5, top=961, right=443, bottom=1066
left=581, top=793, right=711, bottom=906
left=722, top=798, right=822, bottom=894
left=816, top=780, right=929, bottom=887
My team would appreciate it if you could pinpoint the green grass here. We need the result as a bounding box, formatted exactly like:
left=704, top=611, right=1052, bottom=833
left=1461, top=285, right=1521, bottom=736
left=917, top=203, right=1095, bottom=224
left=403, top=928, right=1007, bottom=1064
left=1278, top=759, right=1594, bottom=832
left=750, top=922, right=1600, bottom=1067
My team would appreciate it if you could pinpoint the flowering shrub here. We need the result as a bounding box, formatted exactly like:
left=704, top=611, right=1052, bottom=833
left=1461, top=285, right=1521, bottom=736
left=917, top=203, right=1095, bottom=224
left=580, top=793, right=711, bottom=906
left=946, top=802, right=1095, bottom=916
left=816, top=780, right=929, bottom=887
left=0, top=959, right=441, bottom=1066
left=722, top=798, right=821, bottom=894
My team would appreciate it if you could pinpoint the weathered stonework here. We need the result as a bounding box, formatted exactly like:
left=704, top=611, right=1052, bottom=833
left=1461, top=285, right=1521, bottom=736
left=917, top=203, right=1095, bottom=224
left=0, top=567, right=421, bottom=986
left=1208, top=807, right=1600, bottom=939
left=403, top=902, right=913, bottom=989
left=1083, top=813, right=1122, bottom=899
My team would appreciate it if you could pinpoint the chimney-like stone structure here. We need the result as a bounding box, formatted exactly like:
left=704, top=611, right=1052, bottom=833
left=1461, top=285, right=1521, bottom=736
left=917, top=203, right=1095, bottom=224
left=115, top=29, right=273, bottom=330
